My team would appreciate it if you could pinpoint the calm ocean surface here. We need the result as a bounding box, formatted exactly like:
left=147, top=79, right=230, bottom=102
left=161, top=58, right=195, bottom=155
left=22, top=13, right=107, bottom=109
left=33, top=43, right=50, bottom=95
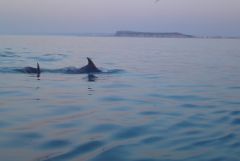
left=0, top=36, right=240, bottom=161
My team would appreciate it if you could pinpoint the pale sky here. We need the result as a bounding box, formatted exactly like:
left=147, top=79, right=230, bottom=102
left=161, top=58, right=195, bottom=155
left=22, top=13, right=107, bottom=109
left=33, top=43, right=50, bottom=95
left=0, top=0, right=240, bottom=36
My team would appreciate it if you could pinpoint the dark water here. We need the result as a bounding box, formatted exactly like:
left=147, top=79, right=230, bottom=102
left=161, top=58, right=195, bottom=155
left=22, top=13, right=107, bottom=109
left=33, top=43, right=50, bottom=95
left=0, top=36, right=240, bottom=161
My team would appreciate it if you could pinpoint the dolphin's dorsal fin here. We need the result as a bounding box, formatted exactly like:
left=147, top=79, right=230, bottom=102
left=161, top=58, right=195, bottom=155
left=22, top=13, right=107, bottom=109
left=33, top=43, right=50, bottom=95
left=37, top=62, right=40, bottom=75
left=87, top=57, right=97, bottom=69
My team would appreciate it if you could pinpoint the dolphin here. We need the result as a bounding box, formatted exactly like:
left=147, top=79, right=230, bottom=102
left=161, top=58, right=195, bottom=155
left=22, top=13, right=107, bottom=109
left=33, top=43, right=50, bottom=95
left=17, top=62, right=40, bottom=76
left=16, top=57, right=101, bottom=75
left=24, top=63, right=40, bottom=74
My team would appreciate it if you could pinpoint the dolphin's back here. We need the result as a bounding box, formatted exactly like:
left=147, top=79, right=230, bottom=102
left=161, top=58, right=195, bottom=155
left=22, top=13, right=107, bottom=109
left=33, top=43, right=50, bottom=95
left=23, top=67, right=38, bottom=73
left=18, top=63, right=40, bottom=74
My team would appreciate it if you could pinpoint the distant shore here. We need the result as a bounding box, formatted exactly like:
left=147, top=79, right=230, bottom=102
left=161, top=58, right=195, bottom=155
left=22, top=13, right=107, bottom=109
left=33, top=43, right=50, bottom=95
left=114, top=31, right=240, bottom=39
left=0, top=31, right=239, bottom=39
left=67, top=31, right=240, bottom=39
left=114, top=31, right=195, bottom=38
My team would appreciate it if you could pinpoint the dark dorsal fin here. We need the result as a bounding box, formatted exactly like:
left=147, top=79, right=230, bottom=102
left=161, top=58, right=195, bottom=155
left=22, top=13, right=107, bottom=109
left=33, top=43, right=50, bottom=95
left=37, top=62, right=40, bottom=75
left=87, top=57, right=97, bottom=69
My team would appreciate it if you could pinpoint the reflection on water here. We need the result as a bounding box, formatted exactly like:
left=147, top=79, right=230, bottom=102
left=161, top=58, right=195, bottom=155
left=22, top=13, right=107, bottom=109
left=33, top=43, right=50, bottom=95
left=87, top=74, right=97, bottom=82
left=87, top=86, right=95, bottom=96
left=0, top=36, right=240, bottom=161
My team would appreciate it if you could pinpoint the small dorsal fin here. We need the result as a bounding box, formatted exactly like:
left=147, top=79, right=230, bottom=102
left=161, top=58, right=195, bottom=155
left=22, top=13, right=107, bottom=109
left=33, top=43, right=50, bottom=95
left=87, top=57, right=97, bottom=68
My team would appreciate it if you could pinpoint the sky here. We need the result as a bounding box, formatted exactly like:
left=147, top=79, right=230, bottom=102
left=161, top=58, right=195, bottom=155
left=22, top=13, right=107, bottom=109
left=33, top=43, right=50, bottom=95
left=0, top=0, right=240, bottom=36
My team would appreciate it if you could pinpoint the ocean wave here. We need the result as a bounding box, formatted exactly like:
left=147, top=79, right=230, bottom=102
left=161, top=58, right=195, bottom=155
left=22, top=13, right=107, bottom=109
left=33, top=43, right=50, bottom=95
left=27, top=53, right=67, bottom=62
left=0, top=51, right=21, bottom=58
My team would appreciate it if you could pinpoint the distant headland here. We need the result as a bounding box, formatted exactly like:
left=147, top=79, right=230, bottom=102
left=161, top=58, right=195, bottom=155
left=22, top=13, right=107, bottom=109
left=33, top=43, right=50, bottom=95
left=23, top=31, right=239, bottom=39
left=114, top=31, right=195, bottom=38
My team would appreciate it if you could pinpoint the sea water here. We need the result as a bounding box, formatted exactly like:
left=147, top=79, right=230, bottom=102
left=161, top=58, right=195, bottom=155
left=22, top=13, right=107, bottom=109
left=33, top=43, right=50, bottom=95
left=0, top=36, right=240, bottom=161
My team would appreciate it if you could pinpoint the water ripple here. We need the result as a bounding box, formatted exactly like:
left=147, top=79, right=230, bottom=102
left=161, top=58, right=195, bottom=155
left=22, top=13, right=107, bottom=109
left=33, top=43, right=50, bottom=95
left=222, top=101, right=240, bottom=105
left=231, top=142, right=240, bottom=148
left=101, top=96, right=126, bottom=102
left=18, top=132, right=43, bottom=139
left=43, top=141, right=104, bottom=161
left=91, top=145, right=130, bottom=161
left=39, top=139, right=71, bottom=149
left=27, top=53, right=67, bottom=62
left=141, top=136, right=163, bottom=144
left=88, top=124, right=121, bottom=133
left=0, top=51, right=20, bottom=58
left=1, top=132, right=43, bottom=148
left=231, top=118, right=240, bottom=125
left=166, top=95, right=211, bottom=101
left=149, top=93, right=211, bottom=101
left=139, top=111, right=161, bottom=115
left=228, top=86, right=240, bottom=89
left=113, top=125, right=149, bottom=140
left=181, top=103, right=216, bottom=109
left=0, top=121, right=10, bottom=128
left=230, top=110, right=240, bottom=116
left=177, top=133, right=236, bottom=151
